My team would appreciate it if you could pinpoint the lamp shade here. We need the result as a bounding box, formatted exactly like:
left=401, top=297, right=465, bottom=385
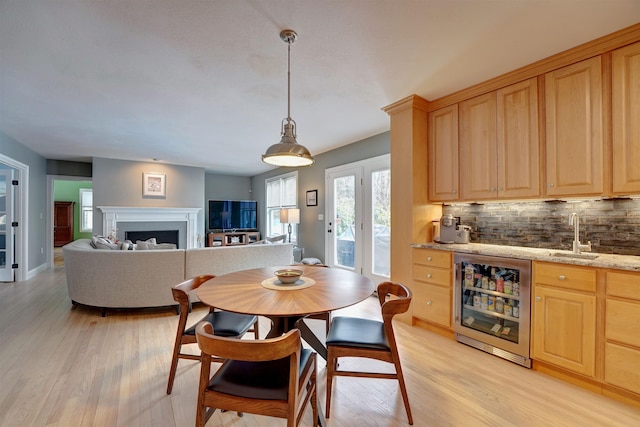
left=280, top=208, right=300, bottom=224
left=262, top=123, right=314, bottom=167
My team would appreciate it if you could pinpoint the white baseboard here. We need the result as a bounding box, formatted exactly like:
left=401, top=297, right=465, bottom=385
left=26, top=263, right=48, bottom=280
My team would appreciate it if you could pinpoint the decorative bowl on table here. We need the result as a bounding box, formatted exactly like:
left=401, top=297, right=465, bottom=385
left=274, top=269, right=303, bottom=284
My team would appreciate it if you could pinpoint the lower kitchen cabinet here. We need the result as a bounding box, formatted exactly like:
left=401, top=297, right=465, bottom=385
left=531, top=262, right=597, bottom=377
left=604, top=271, right=640, bottom=396
left=412, top=248, right=453, bottom=331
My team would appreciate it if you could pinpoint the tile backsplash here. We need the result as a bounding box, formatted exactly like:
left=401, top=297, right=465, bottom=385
left=443, top=198, right=640, bottom=256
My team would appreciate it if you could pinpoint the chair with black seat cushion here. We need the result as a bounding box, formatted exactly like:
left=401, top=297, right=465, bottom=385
left=166, top=275, right=259, bottom=395
left=195, top=322, right=319, bottom=427
left=325, top=281, right=413, bottom=425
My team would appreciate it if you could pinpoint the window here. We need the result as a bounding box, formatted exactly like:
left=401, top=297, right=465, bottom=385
left=265, top=171, right=297, bottom=241
left=79, top=188, right=93, bottom=232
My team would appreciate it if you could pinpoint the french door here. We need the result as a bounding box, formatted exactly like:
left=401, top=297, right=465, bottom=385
left=0, top=169, right=14, bottom=282
left=325, top=154, right=390, bottom=284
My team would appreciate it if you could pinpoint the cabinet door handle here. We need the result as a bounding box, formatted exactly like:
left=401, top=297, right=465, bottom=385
left=452, top=189, right=457, bottom=194
left=559, top=275, right=566, bottom=281
left=536, top=296, right=541, bottom=301
left=427, top=256, right=432, bottom=261
left=427, top=273, right=432, bottom=279
left=426, top=301, right=432, bottom=306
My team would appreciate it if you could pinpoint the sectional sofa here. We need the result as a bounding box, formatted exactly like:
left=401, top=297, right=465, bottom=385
left=62, top=238, right=294, bottom=315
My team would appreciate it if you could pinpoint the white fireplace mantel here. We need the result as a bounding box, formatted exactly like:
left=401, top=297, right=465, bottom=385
left=98, top=206, right=201, bottom=249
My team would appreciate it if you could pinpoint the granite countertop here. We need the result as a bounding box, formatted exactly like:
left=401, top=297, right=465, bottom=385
left=411, top=242, right=640, bottom=273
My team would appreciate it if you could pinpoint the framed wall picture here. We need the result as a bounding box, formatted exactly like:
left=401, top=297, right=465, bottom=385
left=142, top=172, right=166, bottom=198
left=306, top=189, right=317, bottom=206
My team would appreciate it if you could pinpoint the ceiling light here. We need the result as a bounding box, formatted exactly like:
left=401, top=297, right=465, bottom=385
left=262, top=29, right=314, bottom=167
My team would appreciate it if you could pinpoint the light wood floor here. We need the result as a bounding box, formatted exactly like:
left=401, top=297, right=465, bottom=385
left=1, top=267, right=639, bottom=427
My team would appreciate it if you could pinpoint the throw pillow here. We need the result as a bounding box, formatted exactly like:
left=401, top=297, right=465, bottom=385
left=266, top=234, right=286, bottom=244
left=151, top=243, right=177, bottom=250
left=135, top=238, right=157, bottom=250
left=91, top=235, right=119, bottom=250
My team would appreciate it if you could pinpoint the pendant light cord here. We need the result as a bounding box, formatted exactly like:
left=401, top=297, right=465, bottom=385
left=287, top=38, right=291, bottom=123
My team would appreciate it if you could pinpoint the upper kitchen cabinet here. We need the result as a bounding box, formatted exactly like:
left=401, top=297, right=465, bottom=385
left=612, top=41, right=640, bottom=195
left=460, top=92, right=497, bottom=200
left=545, top=56, right=604, bottom=197
left=459, top=78, right=540, bottom=201
left=496, top=78, right=540, bottom=199
left=428, top=105, right=459, bottom=202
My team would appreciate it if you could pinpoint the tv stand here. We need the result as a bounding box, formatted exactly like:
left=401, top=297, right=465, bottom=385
left=207, top=231, right=260, bottom=247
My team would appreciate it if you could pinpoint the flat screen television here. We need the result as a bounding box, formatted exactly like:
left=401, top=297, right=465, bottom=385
left=208, top=200, right=258, bottom=231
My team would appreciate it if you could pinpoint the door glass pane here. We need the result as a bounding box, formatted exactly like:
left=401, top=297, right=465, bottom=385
left=372, top=169, right=390, bottom=277
left=334, top=175, right=355, bottom=269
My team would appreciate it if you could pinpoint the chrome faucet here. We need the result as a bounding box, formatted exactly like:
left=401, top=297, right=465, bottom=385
left=569, top=212, right=592, bottom=254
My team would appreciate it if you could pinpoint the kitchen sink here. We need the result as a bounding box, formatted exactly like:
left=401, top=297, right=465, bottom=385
left=550, top=252, right=599, bottom=260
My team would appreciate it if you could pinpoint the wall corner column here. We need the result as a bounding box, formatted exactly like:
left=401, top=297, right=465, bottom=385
left=383, top=95, right=442, bottom=324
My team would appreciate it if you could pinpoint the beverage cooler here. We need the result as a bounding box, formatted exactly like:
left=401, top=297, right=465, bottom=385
left=454, top=253, right=532, bottom=368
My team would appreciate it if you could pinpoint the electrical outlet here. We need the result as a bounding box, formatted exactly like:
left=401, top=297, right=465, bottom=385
left=318, top=214, right=324, bottom=221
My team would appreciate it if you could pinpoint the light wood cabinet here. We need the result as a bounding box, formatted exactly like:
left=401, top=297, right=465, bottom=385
left=531, top=262, right=596, bottom=377
left=496, top=78, right=540, bottom=199
left=428, top=105, right=459, bottom=202
left=412, top=248, right=453, bottom=330
left=612, top=41, right=640, bottom=195
left=604, top=270, right=640, bottom=395
left=458, top=78, right=540, bottom=201
left=460, top=93, right=497, bottom=200
left=544, top=56, right=604, bottom=197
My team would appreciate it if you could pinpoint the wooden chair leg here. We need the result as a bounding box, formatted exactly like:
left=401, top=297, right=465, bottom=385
left=326, top=350, right=335, bottom=418
left=393, top=352, right=413, bottom=425
left=166, top=341, right=181, bottom=394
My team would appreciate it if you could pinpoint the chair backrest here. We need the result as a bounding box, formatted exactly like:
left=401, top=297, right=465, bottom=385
left=171, top=274, right=215, bottom=308
left=377, top=281, right=412, bottom=317
left=376, top=281, right=412, bottom=348
left=197, top=321, right=301, bottom=363
left=196, top=322, right=302, bottom=405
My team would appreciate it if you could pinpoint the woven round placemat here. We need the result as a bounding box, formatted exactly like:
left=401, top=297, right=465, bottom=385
left=260, top=276, right=316, bottom=290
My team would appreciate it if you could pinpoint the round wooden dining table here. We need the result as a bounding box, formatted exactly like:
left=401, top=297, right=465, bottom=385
left=196, top=265, right=375, bottom=360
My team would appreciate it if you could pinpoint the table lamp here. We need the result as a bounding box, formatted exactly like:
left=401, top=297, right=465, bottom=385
left=280, top=208, right=300, bottom=244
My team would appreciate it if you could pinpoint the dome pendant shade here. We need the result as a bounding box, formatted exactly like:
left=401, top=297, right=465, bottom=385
left=262, top=122, right=314, bottom=167
left=262, top=29, right=314, bottom=167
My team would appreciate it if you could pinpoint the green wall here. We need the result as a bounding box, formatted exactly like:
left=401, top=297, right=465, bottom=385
left=54, top=180, right=93, bottom=240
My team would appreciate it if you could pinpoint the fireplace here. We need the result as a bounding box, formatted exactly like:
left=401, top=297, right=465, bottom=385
left=125, top=230, right=180, bottom=248
left=98, top=206, right=201, bottom=249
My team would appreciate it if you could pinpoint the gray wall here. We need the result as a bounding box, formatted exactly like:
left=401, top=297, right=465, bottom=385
left=251, top=132, right=390, bottom=260
left=204, top=173, right=252, bottom=233
left=92, top=158, right=206, bottom=237
left=0, top=132, right=48, bottom=273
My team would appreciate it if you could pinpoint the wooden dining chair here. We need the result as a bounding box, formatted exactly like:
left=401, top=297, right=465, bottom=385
left=325, top=281, right=413, bottom=425
left=195, top=322, right=319, bottom=427
left=166, top=275, right=259, bottom=395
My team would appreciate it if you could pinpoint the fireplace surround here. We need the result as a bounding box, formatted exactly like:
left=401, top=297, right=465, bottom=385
left=98, top=206, right=201, bottom=249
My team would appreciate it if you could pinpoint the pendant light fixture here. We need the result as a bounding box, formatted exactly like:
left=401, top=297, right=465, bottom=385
left=262, top=29, right=314, bottom=167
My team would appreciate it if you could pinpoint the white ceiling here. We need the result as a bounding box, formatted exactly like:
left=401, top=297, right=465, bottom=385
left=1, top=1, right=639, bottom=175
